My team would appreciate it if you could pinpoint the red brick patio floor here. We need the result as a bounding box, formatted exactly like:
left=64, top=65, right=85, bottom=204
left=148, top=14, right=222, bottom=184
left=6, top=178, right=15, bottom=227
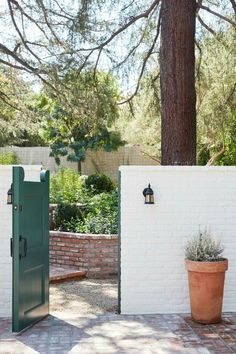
left=1, top=313, right=236, bottom=353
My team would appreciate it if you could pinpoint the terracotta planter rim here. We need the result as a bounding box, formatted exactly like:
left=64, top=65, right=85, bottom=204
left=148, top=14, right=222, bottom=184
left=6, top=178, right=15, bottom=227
left=185, top=258, right=228, bottom=273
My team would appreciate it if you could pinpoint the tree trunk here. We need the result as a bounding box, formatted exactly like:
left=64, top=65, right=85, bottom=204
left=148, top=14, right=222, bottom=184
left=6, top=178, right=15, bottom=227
left=160, top=0, right=197, bottom=165
left=77, top=161, right=82, bottom=174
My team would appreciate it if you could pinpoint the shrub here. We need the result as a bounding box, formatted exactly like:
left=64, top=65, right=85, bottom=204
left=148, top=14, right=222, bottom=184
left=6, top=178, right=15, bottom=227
left=0, top=152, right=20, bottom=164
left=185, top=230, right=224, bottom=262
left=51, top=170, right=118, bottom=234
left=85, top=173, right=114, bottom=194
left=54, top=202, right=84, bottom=231
left=87, top=190, right=118, bottom=214
left=63, top=191, right=119, bottom=234
left=75, top=213, right=118, bottom=234
left=50, top=168, right=86, bottom=203
left=77, top=191, right=118, bottom=234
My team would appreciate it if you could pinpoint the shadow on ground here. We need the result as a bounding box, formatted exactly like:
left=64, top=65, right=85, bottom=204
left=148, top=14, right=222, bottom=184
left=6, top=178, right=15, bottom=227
left=1, top=314, right=236, bottom=353
left=1, top=277, right=236, bottom=354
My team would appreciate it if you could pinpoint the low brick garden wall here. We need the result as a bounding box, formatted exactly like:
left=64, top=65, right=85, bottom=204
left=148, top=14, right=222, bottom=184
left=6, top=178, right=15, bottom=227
left=50, top=231, right=118, bottom=278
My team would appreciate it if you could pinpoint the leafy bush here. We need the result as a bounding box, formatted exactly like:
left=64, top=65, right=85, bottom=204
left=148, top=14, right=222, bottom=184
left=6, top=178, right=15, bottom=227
left=60, top=191, right=118, bottom=234
left=54, top=203, right=84, bottom=231
left=75, top=213, right=118, bottom=234
left=76, top=191, right=118, bottom=234
left=185, top=230, right=224, bottom=262
left=51, top=169, right=118, bottom=234
left=0, top=152, right=20, bottom=164
left=85, top=173, right=114, bottom=194
left=50, top=168, right=86, bottom=203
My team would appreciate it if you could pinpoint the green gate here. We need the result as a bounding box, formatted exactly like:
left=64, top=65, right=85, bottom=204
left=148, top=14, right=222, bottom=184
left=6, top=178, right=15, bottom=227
left=12, top=166, right=49, bottom=332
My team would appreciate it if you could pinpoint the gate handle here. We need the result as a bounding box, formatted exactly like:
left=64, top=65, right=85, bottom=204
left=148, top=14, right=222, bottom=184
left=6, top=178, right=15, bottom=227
left=19, top=236, right=27, bottom=258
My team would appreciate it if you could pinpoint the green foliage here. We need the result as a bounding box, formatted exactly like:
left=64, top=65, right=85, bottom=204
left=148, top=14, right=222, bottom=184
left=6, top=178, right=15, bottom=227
left=0, top=152, right=20, bottom=164
left=116, top=72, right=161, bottom=159
left=55, top=190, right=118, bottom=234
left=50, top=168, right=86, bottom=204
left=0, top=67, right=46, bottom=147
left=85, top=173, right=114, bottom=194
left=51, top=169, right=118, bottom=234
left=215, top=110, right=236, bottom=165
left=76, top=191, right=118, bottom=234
left=196, top=28, right=236, bottom=164
left=54, top=203, right=84, bottom=232
left=185, top=230, right=224, bottom=262
left=117, top=28, right=236, bottom=164
left=75, top=213, right=118, bottom=234
left=36, top=70, right=125, bottom=166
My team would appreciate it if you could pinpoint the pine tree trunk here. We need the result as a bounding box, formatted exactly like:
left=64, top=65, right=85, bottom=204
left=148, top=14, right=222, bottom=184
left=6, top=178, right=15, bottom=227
left=160, top=0, right=197, bottom=165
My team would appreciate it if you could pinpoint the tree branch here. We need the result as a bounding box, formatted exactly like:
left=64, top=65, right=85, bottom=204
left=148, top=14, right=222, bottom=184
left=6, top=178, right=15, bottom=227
left=77, top=0, right=160, bottom=54
left=0, top=43, right=39, bottom=72
left=195, top=39, right=202, bottom=83
left=8, top=0, right=42, bottom=63
left=9, top=0, right=51, bottom=41
left=113, top=9, right=158, bottom=71
left=197, top=15, right=217, bottom=36
left=206, top=146, right=225, bottom=166
left=99, top=0, right=160, bottom=49
left=0, top=57, right=31, bottom=72
left=200, top=5, right=236, bottom=26
left=225, top=82, right=236, bottom=104
left=0, top=90, right=22, bottom=111
left=140, top=149, right=161, bottom=164
left=118, top=10, right=161, bottom=105
left=35, top=0, right=67, bottom=47
left=229, top=0, right=236, bottom=15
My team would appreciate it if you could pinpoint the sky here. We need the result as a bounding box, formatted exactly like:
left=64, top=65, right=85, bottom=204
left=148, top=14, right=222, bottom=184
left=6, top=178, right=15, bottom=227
left=0, top=0, right=233, bottom=93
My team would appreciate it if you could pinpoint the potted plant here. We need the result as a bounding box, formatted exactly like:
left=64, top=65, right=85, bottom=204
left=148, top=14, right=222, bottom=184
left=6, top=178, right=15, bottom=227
left=185, top=230, right=228, bottom=324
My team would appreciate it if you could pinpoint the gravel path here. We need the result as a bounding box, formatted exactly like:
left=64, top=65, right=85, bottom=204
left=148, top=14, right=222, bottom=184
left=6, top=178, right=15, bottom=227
left=50, top=278, right=118, bottom=316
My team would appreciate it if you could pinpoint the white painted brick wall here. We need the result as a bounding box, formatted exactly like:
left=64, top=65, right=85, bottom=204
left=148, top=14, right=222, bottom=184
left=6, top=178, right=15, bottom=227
left=120, top=166, right=236, bottom=314
left=0, top=166, right=42, bottom=317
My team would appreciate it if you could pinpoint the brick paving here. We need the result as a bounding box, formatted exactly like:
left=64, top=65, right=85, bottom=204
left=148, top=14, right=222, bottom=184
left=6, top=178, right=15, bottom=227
left=1, top=313, right=236, bottom=353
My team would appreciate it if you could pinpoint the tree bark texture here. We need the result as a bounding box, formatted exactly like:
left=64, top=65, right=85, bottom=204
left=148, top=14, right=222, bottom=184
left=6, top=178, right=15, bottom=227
left=160, top=0, right=197, bottom=165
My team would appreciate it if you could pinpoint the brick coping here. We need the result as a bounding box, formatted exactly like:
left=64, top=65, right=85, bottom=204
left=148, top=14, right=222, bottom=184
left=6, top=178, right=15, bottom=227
left=49, top=265, right=87, bottom=284
left=50, top=230, right=118, bottom=240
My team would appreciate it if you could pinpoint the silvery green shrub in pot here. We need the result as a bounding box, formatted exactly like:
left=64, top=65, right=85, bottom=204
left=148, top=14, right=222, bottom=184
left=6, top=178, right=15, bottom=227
left=185, top=230, right=228, bottom=324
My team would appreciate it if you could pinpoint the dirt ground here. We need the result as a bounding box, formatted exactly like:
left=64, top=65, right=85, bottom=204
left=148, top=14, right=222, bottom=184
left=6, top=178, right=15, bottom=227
left=50, top=278, right=118, bottom=316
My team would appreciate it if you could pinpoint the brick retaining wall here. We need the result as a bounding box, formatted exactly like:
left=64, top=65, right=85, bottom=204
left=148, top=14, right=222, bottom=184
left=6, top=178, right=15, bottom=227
left=50, top=231, right=118, bottom=278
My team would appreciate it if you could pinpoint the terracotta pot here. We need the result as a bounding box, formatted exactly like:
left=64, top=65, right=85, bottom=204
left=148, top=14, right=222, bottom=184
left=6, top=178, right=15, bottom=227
left=185, top=258, right=228, bottom=324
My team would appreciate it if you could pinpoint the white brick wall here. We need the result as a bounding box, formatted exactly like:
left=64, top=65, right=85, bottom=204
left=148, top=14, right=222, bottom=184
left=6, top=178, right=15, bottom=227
left=120, top=166, right=236, bottom=314
left=0, top=166, right=42, bottom=317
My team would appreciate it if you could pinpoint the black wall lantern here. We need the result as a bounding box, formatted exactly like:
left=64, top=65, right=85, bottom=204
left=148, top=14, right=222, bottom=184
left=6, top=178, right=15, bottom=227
left=7, top=184, right=13, bottom=205
left=143, top=183, right=154, bottom=204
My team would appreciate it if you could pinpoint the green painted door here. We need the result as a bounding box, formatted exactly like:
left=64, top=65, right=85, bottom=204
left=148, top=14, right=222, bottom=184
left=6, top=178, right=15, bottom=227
left=12, top=166, right=50, bottom=332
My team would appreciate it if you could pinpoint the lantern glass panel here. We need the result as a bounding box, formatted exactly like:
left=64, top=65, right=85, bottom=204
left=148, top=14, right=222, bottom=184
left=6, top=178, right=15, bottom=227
left=7, top=193, right=12, bottom=204
left=7, top=184, right=13, bottom=204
